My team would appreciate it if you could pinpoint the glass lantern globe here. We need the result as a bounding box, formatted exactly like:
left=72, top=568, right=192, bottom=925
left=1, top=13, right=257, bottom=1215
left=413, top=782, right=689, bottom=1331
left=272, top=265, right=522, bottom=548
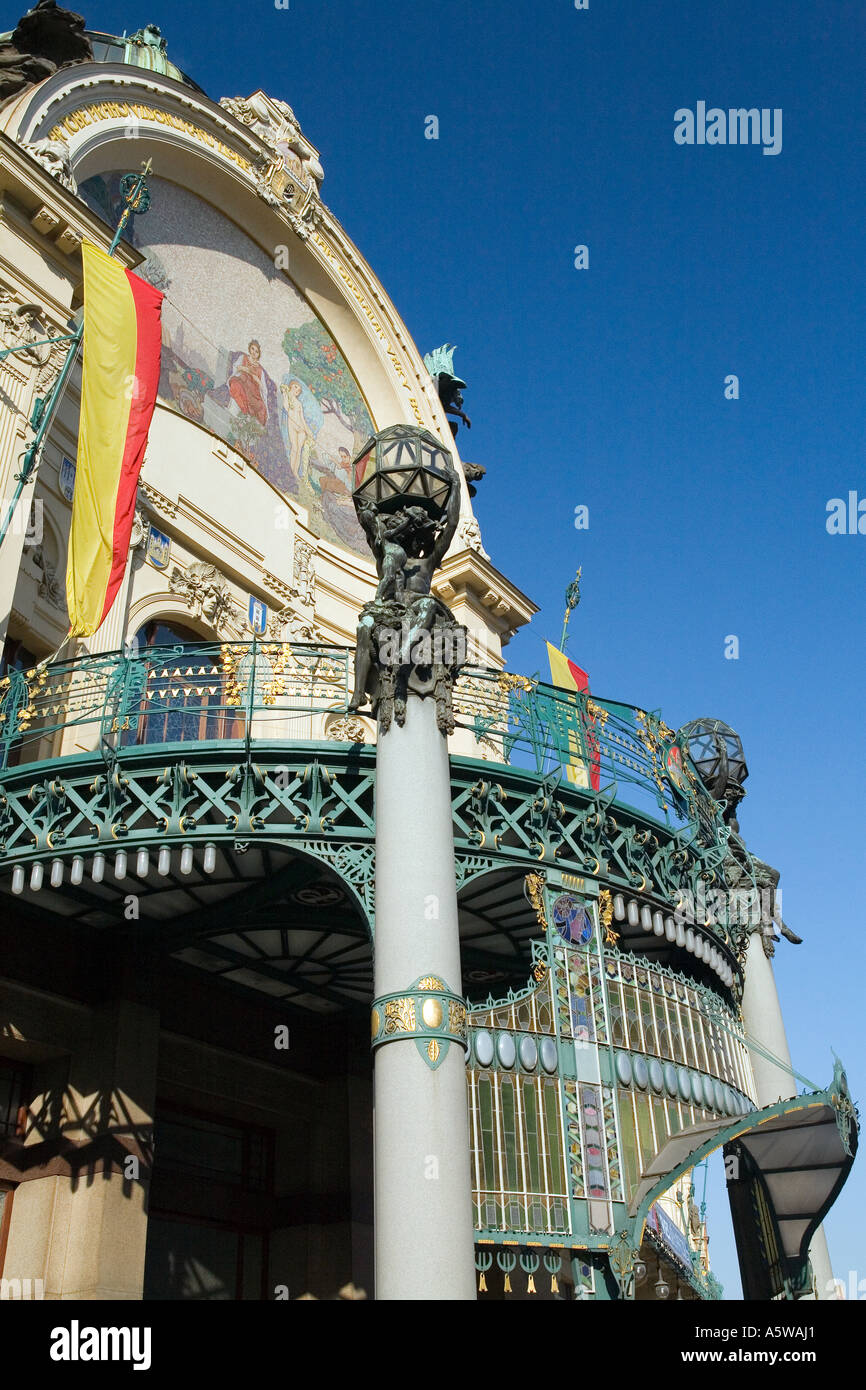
left=678, top=717, right=748, bottom=797
left=352, top=424, right=455, bottom=519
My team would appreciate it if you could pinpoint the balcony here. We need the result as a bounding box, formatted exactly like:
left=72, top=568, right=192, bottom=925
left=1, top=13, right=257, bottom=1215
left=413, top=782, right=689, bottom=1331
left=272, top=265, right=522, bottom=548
left=0, top=641, right=748, bottom=1000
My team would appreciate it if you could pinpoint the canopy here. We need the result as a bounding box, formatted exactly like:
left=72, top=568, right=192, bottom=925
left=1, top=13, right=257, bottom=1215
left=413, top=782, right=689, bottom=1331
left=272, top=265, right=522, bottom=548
left=628, top=1061, right=858, bottom=1298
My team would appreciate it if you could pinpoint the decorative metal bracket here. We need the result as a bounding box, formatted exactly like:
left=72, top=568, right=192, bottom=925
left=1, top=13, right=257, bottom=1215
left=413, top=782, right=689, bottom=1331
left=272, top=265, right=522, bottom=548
left=608, top=1230, right=643, bottom=1300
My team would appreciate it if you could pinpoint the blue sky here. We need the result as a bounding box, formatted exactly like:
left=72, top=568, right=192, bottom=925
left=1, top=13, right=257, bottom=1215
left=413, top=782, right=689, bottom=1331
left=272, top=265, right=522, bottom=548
left=36, top=0, right=865, bottom=1296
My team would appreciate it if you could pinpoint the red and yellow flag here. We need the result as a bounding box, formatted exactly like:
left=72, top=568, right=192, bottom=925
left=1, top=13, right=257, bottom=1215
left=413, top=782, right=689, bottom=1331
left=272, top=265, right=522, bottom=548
left=546, top=641, right=601, bottom=790
left=66, top=242, right=163, bottom=637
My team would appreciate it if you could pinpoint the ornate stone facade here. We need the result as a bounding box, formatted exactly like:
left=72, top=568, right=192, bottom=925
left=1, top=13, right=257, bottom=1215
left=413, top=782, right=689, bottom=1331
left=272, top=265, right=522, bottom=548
left=167, top=561, right=244, bottom=637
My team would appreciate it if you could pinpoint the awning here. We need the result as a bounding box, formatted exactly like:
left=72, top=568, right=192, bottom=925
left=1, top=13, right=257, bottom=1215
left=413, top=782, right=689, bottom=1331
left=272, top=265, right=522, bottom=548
left=627, top=1059, right=858, bottom=1297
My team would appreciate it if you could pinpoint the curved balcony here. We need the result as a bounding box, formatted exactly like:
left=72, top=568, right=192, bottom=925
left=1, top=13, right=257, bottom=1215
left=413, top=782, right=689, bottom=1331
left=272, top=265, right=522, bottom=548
left=0, top=640, right=712, bottom=819
left=0, top=641, right=748, bottom=1001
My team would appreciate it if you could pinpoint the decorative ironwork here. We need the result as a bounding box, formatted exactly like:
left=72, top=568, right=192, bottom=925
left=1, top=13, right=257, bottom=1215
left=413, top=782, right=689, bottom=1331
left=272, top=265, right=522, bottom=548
left=372, top=976, right=467, bottom=1069
left=524, top=870, right=547, bottom=928
left=597, top=888, right=618, bottom=944
left=609, top=1230, right=641, bottom=1299
left=0, top=645, right=749, bottom=969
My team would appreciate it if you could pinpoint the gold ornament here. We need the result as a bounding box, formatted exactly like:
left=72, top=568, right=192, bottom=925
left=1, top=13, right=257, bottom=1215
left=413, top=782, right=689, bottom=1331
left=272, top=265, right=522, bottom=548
left=384, top=997, right=415, bottom=1034
left=598, top=888, right=619, bottom=945
left=525, top=870, right=548, bottom=928
left=421, top=998, right=443, bottom=1029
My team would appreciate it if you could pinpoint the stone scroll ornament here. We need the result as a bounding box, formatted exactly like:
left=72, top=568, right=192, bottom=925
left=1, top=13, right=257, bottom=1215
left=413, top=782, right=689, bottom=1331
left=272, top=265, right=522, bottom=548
left=347, top=425, right=467, bottom=735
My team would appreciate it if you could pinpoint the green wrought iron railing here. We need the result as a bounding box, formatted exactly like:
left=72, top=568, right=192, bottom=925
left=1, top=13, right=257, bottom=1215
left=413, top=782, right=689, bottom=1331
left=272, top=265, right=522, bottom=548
left=0, top=641, right=353, bottom=771
left=0, top=643, right=709, bottom=828
left=451, top=670, right=701, bottom=824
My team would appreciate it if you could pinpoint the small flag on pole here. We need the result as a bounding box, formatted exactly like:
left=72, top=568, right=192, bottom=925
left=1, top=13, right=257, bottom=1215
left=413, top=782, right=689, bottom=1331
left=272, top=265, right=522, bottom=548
left=66, top=242, right=163, bottom=637
left=546, top=641, right=601, bottom=790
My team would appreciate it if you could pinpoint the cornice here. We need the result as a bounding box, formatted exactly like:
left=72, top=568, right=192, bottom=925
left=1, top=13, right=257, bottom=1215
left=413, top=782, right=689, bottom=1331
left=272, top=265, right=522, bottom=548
left=433, top=548, right=538, bottom=643
left=0, top=130, right=142, bottom=275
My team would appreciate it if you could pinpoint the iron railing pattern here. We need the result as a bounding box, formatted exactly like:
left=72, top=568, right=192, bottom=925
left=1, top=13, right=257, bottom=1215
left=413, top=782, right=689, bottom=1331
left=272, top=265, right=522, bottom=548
left=0, top=643, right=709, bottom=830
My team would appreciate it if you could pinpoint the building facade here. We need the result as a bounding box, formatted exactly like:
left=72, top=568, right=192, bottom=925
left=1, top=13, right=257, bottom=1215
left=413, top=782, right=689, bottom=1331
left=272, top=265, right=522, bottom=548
left=0, top=6, right=856, bottom=1301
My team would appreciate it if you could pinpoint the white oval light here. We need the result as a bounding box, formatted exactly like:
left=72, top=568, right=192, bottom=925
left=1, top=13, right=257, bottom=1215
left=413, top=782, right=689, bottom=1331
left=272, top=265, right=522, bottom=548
left=665, top=916, right=676, bottom=942
left=627, top=900, right=639, bottom=926
left=640, top=905, right=652, bottom=930
left=613, top=893, right=625, bottom=920
left=11, top=865, right=25, bottom=894
left=70, top=856, right=84, bottom=886
left=114, top=849, right=127, bottom=879
left=92, top=852, right=105, bottom=884
left=180, top=844, right=194, bottom=875
left=136, top=848, right=149, bottom=877
left=203, top=843, right=217, bottom=874
left=653, top=911, right=665, bottom=936
left=30, top=862, right=43, bottom=891
left=158, top=847, right=171, bottom=877
left=50, top=859, right=64, bottom=888
left=685, top=928, right=695, bottom=953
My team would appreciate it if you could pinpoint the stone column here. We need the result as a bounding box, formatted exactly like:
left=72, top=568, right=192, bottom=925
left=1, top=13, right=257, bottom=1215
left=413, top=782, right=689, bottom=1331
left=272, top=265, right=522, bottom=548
left=740, top=929, right=835, bottom=1299
left=372, top=693, right=476, bottom=1300
left=3, top=996, right=158, bottom=1300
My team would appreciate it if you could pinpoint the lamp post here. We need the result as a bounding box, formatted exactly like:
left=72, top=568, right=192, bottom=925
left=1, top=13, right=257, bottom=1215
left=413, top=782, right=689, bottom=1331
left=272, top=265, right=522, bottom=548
left=351, top=424, right=476, bottom=1300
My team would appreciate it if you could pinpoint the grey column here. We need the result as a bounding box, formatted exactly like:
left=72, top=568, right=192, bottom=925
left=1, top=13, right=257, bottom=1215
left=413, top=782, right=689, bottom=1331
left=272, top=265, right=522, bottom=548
left=373, top=693, right=476, bottom=1300
left=740, top=929, right=835, bottom=1299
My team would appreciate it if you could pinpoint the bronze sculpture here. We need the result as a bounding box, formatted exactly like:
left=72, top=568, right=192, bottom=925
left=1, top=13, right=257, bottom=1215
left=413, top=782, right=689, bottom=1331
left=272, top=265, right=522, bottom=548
left=348, top=427, right=467, bottom=733
left=0, top=1, right=92, bottom=102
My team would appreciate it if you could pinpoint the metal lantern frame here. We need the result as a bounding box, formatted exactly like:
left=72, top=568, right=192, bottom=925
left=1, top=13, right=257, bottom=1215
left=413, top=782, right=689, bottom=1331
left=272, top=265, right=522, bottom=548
left=679, top=717, right=748, bottom=792
left=351, top=424, right=455, bottom=518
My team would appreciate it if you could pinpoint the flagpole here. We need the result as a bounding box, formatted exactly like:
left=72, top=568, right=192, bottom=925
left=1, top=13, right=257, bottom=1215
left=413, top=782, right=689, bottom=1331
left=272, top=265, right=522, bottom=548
left=0, top=161, right=153, bottom=553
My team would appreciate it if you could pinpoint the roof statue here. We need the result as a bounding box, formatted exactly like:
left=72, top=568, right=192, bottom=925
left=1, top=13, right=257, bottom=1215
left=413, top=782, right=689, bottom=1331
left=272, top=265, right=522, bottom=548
left=423, top=343, right=463, bottom=382
left=424, top=343, right=483, bottom=492
left=0, top=0, right=92, bottom=101
left=121, top=24, right=189, bottom=83
left=424, top=342, right=472, bottom=436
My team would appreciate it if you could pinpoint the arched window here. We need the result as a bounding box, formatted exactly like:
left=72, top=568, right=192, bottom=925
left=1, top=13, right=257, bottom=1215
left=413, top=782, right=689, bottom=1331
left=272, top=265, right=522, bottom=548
left=121, top=620, right=245, bottom=747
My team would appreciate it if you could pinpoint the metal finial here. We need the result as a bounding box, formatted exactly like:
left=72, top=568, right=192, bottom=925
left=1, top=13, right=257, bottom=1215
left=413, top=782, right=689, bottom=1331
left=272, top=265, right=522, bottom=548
left=559, top=567, right=582, bottom=652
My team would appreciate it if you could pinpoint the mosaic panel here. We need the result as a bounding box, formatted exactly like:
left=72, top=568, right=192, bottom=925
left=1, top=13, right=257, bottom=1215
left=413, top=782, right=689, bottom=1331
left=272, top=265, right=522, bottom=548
left=80, top=174, right=375, bottom=555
